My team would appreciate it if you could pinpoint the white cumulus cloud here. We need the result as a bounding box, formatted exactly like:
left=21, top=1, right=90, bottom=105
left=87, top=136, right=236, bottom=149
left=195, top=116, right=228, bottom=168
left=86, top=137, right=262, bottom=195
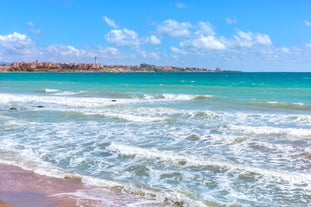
left=196, top=21, right=215, bottom=36
left=44, top=44, right=122, bottom=63
left=157, top=19, right=192, bottom=37
left=171, top=46, right=187, bottom=55
left=105, top=29, right=140, bottom=46
left=0, top=32, right=36, bottom=55
left=46, top=45, right=85, bottom=57
left=180, top=35, right=226, bottom=50
left=148, top=35, right=161, bottom=44
left=233, top=30, right=272, bottom=47
left=280, top=47, right=291, bottom=53
left=103, top=16, right=118, bottom=28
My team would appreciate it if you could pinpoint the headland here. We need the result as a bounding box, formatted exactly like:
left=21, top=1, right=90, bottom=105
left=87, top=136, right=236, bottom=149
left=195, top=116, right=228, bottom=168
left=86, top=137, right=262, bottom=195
left=0, top=62, right=240, bottom=72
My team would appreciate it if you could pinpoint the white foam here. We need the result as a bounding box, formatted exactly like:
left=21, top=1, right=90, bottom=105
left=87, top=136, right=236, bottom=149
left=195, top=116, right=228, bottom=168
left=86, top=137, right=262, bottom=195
left=54, top=91, right=83, bottom=96
left=109, top=142, right=311, bottom=184
left=267, top=101, right=279, bottom=104
left=104, top=113, right=168, bottom=123
left=44, top=88, right=59, bottom=93
left=143, top=93, right=213, bottom=101
left=0, top=93, right=123, bottom=108
left=293, top=102, right=305, bottom=106
left=228, top=124, right=311, bottom=138
left=267, top=101, right=305, bottom=106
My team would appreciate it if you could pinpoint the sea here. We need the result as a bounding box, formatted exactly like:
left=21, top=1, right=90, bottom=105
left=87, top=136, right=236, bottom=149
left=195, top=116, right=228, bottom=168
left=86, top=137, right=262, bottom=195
left=0, top=72, right=310, bottom=207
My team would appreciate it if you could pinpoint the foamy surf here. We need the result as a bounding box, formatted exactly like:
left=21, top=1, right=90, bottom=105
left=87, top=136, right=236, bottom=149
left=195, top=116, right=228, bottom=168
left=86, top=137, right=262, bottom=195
left=108, top=142, right=311, bottom=184
left=1, top=72, right=311, bottom=206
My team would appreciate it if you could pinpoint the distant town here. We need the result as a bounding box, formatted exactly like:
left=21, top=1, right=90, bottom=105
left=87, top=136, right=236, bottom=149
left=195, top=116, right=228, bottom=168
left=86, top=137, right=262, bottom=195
left=0, top=61, right=240, bottom=73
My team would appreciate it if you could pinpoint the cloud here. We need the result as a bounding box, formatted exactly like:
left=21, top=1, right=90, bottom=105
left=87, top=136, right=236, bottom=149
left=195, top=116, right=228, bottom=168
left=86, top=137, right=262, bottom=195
left=304, top=21, right=311, bottom=27
left=105, top=29, right=140, bottom=46
left=136, top=48, right=160, bottom=59
left=27, top=21, right=41, bottom=34
left=0, top=32, right=36, bottom=55
left=279, top=47, right=290, bottom=54
left=233, top=30, right=272, bottom=47
left=148, top=35, right=161, bottom=44
left=46, top=45, right=121, bottom=59
left=102, top=16, right=118, bottom=28
left=226, top=18, right=237, bottom=24
left=105, top=29, right=161, bottom=46
left=171, top=46, right=187, bottom=55
left=196, top=21, right=215, bottom=36
left=175, top=2, right=186, bottom=8
left=157, top=19, right=192, bottom=37
left=180, top=35, right=226, bottom=51
left=46, top=45, right=84, bottom=57
left=97, top=46, right=120, bottom=56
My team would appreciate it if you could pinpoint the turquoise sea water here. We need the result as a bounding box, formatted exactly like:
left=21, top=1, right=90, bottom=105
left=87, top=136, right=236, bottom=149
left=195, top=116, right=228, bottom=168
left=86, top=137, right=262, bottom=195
left=0, top=72, right=310, bottom=206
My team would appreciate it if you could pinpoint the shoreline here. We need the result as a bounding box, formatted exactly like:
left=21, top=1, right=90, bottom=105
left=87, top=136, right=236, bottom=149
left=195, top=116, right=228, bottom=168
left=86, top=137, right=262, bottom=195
left=0, top=64, right=239, bottom=73
left=0, top=163, right=166, bottom=207
left=0, top=69, right=233, bottom=73
left=0, top=163, right=89, bottom=207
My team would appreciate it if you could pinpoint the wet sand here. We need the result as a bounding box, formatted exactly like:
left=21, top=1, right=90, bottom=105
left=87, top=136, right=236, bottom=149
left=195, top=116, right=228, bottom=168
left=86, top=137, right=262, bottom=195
left=0, top=163, right=91, bottom=206
left=0, top=164, right=163, bottom=207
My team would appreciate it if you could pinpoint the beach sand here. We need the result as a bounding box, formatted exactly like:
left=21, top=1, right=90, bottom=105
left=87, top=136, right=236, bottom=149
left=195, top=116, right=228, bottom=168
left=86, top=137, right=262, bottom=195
left=0, top=164, right=162, bottom=207
left=0, top=163, right=93, bottom=207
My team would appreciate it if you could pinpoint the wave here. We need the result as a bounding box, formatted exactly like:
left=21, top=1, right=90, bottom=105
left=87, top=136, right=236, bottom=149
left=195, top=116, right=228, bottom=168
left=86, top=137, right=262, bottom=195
left=35, top=88, right=85, bottom=96
left=143, top=93, right=214, bottom=101
left=42, top=88, right=60, bottom=93
left=227, top=124, right=311, bottom=138
left=0, top=93, right=123, bottom=108
left=108, top=142, right=311, bottom=184
left=0, top=142, right=206, bottom=207
left=94, top=112, right=170, bottom=123
left=264, top=101, right=311, bottom=110
left=35, top=88, right=60, bottom=93
left=267, top=101, right=304, bottom=106
left=238, top=99, right=311, bottom=111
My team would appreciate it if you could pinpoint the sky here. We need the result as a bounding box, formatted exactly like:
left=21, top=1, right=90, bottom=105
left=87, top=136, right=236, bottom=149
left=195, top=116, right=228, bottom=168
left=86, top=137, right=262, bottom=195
left=0, top=0, right=311, bottom=72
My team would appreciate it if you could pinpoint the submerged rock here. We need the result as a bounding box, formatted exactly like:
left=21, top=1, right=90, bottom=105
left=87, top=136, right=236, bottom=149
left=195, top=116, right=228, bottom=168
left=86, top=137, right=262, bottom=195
left=37, top=105, right=45, bottom=108
left=186, top=134, right=200, bottom=141
left=9, top=107, right=17, bottom=111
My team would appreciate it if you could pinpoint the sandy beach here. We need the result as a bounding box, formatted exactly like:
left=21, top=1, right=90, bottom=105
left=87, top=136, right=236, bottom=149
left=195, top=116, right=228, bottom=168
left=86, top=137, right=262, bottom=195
left=0, top=164, right=163, bottom=207
left=0, top=163, right=91, bottom=207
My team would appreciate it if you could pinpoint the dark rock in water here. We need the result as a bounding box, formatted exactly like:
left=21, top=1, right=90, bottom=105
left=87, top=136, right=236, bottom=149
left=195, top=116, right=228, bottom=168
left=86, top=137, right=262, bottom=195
left=9, top=107, right=17, bottom=111
left=178, top=160, right=187, bottom=166
left=186, top=134, right=200, bottom=141
left=37, top=105, right=45, bottom=108
left=111, top=100, right=117, bottom=102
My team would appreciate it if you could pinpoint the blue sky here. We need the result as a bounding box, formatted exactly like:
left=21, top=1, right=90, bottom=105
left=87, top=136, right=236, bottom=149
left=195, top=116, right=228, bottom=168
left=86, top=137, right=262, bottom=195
left=0, top=0, right=311, bottom=71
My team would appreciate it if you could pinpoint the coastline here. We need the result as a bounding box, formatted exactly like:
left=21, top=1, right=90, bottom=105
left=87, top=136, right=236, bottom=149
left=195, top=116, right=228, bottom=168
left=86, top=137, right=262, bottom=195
left=0, top=163, right=166, bottom=207
left=0, top=163, right=88, bottom=207
left=0, top=63, right=240, bottom=73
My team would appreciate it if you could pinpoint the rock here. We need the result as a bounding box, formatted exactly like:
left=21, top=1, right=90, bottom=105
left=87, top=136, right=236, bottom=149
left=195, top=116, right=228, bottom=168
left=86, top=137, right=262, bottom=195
left=9, top=107, right=17, bottom=111
left=178, top=160, right=187, bottom=166
left=186, top=134, right=200, bottom=141
left=111, top=100, right=117, bottom=102
left=37, top=105, right=45, bottom=108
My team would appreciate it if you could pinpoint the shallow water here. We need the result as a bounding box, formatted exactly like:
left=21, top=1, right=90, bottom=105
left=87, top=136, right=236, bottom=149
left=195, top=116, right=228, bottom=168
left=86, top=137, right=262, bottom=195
left=0, top=72, right=310, bottom=206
